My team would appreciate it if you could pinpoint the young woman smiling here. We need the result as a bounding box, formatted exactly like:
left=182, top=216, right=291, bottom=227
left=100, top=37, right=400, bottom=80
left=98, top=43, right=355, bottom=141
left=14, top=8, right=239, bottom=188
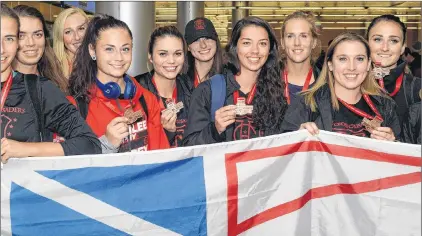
left=183, top=17, right=288, bottom=145
left=367, top=14, right=421, bottom=126
left=282, top=32, right=400, bottom=141
left=135, top=26, right=191, bottom=147
left=280, top=11, right=321, bottom=104
left=69, top=14, right=169, bottom=153
left=12, top=5, right=68, bottom=93
left=1, top=3, right=101, bottom=163
left=53, top=7, right=89, bottom=79
left=184, top=17, right=224, bottom=88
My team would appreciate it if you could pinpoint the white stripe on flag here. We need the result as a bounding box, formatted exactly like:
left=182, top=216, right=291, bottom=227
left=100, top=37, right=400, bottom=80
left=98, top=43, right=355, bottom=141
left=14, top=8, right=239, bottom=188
left=5, top=170, right=181, bottom=236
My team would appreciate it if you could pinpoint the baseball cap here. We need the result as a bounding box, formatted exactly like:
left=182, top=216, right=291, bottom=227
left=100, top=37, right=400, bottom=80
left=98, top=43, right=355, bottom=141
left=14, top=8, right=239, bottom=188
left=184, top=17, right=218, bottom=45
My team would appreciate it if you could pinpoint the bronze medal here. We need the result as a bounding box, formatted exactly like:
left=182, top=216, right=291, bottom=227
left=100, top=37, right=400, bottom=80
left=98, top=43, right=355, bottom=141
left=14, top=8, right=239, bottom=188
left=235, top=98, right=253, bottom=116
left=163, top=100, right=184, bottom=114
left=124, top=107, right=143, bottom=124
left=361, top=117, right=382, bottom=130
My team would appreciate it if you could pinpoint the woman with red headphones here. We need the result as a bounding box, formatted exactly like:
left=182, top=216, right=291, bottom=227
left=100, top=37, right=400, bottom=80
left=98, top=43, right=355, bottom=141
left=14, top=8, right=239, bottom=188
left=68, top=14, right=169, bottom=153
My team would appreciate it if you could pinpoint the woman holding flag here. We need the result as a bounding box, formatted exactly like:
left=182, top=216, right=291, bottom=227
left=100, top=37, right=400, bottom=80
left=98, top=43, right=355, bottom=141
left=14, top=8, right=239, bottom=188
left=1, top=3, right=100, bottom=163
left=282, top=32, right=400, bottom=141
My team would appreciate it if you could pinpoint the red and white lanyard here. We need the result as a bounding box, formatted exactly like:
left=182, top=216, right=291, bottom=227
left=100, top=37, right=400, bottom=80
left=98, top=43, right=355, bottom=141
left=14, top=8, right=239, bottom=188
left=283, top=67, right=313, bottom=104
left=233, top=82, right=257, bottom=105
left=378, top=73, right=404, bottom=97
left=337, top=94, right=383, bottom=121
left=0, top=73, right=13, bottom=111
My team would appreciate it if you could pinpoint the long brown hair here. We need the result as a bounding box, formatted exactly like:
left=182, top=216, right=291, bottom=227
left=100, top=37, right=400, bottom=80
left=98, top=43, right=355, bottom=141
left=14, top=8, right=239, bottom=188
left=302, top=32, right=384, bottom=112
left=13, top=5, right=68, bottom=94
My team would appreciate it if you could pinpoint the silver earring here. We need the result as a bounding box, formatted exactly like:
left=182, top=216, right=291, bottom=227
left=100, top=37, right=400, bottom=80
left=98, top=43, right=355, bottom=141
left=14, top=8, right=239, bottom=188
left=91, top=55, right=96, bottom=61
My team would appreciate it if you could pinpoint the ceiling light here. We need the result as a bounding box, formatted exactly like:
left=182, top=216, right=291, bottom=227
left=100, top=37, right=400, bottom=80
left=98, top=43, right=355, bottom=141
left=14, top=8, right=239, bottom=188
left=368, top=7, right=408, bottom=10
left=206, top=7, right=235, bottom=10
left=336, top=21, right=368, bottom=24
left=238, top=7, right=280, bottom=10
left=253, top=14, right=287, bottom=17
left=397, top=15, right=421, bottom=17
left=323, top=7, right=365, bottom=10
left=279, top=7, right=322, bottom=10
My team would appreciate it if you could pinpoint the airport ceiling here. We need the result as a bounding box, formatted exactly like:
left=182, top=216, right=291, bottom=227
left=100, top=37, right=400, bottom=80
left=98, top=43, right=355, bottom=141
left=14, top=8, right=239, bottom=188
left=156, top=1, right=421, bottom=43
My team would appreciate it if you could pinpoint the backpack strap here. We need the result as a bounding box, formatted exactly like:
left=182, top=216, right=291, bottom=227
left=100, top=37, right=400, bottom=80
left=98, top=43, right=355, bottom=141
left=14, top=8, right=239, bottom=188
left=75, top=97, right=89, bottom=120
left=210, top=74, right=226, bottom=122
left=139, top=95, right=148, bottom=119
left=24, top=74, right=46, bottom=141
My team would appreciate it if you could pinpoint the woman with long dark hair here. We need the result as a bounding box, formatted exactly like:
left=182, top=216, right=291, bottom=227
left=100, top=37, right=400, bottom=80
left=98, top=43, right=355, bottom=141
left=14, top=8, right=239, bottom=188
left=282, top=33, right=400, bottom=141
left=184, top=17, right=224, bottom=88
left=135, top=26, right=191, bottom=147
left=280, top=11, right=321, bottom=104
left=1, top=3, right=101, bottom=163
left=367, top=14, right=421, bottom=127
left=12, top=5, right=68, bottom=93
left=183, top=16, right=288, bottom=145
left=68, top=14, right=169, bottom=153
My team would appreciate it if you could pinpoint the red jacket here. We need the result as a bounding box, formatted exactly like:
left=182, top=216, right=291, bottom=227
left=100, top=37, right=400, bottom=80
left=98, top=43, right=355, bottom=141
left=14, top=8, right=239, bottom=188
left=68, top=77, right=170, bottom=151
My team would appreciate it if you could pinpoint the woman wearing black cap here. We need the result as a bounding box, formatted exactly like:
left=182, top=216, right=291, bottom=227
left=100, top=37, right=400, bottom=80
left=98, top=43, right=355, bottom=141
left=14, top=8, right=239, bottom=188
left=184, top=17, right=224, bottom=88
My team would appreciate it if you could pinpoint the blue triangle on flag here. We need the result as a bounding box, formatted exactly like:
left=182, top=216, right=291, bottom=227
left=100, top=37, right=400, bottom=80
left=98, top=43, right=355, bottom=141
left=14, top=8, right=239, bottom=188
left=35, top=157, right=207, bottom=236
left=10, top=183, right=128, bottom=236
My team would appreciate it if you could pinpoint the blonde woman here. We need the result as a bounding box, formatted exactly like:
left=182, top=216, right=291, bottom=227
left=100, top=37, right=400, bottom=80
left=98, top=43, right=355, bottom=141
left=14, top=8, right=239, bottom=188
left=281, top=32, right=400, bottom=141
left=280, top=11, right=321, bottom=104
left=53, top=7, right=88, bottom=78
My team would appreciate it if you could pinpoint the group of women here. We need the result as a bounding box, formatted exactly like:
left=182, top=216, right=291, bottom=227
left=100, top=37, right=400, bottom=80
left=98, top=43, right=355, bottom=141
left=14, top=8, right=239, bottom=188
left=1, top=3, right=420, bottom=163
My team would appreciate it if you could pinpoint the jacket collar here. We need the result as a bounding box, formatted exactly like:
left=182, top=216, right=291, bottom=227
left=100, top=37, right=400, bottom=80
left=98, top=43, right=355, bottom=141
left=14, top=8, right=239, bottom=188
left=383, top=60, right=407, bottom=85
left=225, top=69, right=241, bottom=96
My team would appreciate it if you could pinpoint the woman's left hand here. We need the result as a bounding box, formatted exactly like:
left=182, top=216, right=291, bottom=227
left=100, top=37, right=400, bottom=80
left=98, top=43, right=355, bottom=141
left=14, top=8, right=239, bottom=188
left=368, top=127, right=395, bottom=141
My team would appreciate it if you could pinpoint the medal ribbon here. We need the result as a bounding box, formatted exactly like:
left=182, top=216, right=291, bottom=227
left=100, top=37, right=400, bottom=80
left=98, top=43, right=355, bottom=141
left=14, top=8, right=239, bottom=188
left=378, top=73, right=403, bottom=97
left=1, top=73, right=13, bottom=111
left=233, top=84, right=257, bottom=105
left=152, top=76, right=177, bottom=110
left=283, top=67, right=313, bottom=104
left=337, top=94, right=383, bottom=121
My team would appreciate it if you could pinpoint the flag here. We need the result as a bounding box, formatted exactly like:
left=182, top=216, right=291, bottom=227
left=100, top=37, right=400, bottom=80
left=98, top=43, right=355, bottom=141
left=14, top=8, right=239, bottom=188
left=1, top=130, right=420, bottom=236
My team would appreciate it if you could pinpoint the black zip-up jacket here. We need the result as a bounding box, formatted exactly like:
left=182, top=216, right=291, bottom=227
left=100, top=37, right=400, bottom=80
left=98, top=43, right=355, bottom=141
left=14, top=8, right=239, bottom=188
left=135, top=71, right=192, bottom=147
left=182, top=69, right=284, bottom=146
left=402, top=101, right=421, bottom=144
left=383, top=60, right=421, bottom=125
left=281, top=85, right=402, bottom=140
left=1, top=72, right=101, bottom=155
